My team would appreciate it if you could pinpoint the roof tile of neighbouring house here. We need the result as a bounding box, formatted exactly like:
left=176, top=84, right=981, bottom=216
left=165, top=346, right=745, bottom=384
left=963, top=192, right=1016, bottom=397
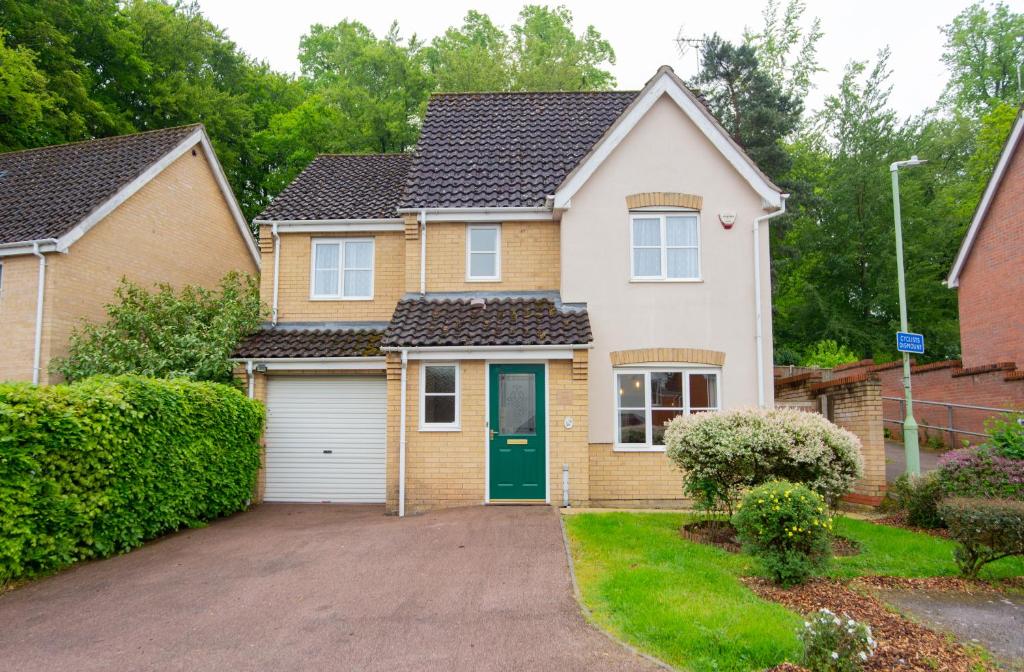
left=232, top=327, right=385, bottom=359
left=399, top=91, right=639, bottom=209
left=382, top=296, right=593, bottom=347
left=257, top=154, right=412, bottom=221
left=0, top=125, right=202, bottom=245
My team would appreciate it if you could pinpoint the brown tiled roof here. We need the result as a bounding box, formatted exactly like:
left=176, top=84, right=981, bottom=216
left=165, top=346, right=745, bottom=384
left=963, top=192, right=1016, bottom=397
left=400, top=91, right=638, bottom=209
left=382, top=296, right=592, bottom=348
left=257, top=154, right=412, bottom=221
left=0, top=125, right=202, bottom=245
left=232, top=327, right=384, bottom=359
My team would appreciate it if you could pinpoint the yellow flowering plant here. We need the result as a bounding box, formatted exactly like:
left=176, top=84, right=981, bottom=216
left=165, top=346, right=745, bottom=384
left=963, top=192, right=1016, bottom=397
left=733, top=480, right=833, bottom=586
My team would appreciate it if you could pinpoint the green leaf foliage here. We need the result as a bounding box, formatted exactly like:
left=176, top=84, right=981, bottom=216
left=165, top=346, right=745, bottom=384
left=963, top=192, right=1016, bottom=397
left=800, top=339, right=859, bottom=368
left=938, top=497, right=1024, bottom=579
left=0, top=375, right=264, bottom=584
left=52, top=272, right=264, bottom=384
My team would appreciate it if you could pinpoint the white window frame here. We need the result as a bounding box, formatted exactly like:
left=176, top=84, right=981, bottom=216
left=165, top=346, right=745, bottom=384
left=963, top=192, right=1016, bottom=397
left=613, top=366, right=721, bottom=451
left=309, top=237, right=375, bottom=300
left=629, top=212, right=701, bottom=282
left=420, top=362, right=461, bottom=431
left=465, top=224, right=501, bottom=282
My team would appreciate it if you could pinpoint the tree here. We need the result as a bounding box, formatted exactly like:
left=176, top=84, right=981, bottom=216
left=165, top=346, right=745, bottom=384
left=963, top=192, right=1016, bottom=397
left=690, top=34, right=802, bottom=182
left=743, top=0, right=824, bottom=100
left=940, top=1, right=1024, bottom=114
left=0, top=29, right=63, bottom=150
left=511, top=5, right=616, bottom=91
left=52, top=272, right=264, bottom=384
left=425, top=11, right=511, bottom=92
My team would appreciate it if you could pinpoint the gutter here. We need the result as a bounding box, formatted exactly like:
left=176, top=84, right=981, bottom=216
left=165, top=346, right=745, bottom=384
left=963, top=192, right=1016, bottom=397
left=753, top=196, right=788, bottom=408
left=31, top=240, right=57, bottom=384
left=380, top=344, right=592, bottom=353
left=271, top=222, right=281, bottom=325
left=398, top=349, right=409, bottom=517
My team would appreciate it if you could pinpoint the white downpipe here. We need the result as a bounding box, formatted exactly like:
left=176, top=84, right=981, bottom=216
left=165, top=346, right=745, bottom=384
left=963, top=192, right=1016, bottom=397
left=419, top=209, right=426, bottom=295
left=398, top=349, right=409, bottom=517
left=753, top=196, right=788, bottom=408
left=271, top=222, right=281, bottom=325
left=246, top=360, right=254, bottom=399
left=31, top=242, right=49, bottom=385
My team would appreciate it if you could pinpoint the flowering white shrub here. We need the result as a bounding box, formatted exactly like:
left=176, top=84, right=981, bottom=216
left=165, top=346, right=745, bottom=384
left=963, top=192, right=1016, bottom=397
left=799, top=609, right=876, bottom=672
left=663, top=407, right=863, bottom=513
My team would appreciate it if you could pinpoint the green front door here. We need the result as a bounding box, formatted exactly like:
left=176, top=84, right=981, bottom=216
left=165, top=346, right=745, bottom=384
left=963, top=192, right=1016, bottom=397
left=488, top=364, right=546, bottom=501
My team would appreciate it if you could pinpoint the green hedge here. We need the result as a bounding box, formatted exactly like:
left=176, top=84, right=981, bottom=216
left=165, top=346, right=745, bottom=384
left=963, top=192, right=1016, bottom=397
left=0, top=375, right=264, bottom=583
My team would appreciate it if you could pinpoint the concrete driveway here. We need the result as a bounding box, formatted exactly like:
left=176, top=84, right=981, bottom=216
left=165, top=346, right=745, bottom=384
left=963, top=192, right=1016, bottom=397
left=0, top=505, right=659, bottom=672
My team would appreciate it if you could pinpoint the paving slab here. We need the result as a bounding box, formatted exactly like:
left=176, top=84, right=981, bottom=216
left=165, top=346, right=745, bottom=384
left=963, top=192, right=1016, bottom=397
left=876, top=588, right=1024, bottom=668
left=0, top=504, right=660, bottom=672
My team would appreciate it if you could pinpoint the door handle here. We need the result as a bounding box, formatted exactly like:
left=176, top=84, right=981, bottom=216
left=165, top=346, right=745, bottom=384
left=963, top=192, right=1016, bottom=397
left=489, top=430, right=497, bottom=440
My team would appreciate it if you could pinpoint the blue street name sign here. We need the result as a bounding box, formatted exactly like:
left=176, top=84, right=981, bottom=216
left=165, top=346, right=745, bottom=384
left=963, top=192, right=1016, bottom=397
left=896, top=331, right=925, bottom=354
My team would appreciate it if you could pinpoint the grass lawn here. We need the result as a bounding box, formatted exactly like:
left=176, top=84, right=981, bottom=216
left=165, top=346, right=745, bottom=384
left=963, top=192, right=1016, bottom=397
left=563, top=512, right=1024, bottom=672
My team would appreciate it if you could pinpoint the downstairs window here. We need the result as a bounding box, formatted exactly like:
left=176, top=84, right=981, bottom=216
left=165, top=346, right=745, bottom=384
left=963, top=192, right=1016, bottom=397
left=615, top=368, right=720, bottom=450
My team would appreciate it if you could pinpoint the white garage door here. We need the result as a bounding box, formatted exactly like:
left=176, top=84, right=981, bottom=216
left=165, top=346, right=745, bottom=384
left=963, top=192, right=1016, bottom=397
left=264, top=376, right=387, bottom=503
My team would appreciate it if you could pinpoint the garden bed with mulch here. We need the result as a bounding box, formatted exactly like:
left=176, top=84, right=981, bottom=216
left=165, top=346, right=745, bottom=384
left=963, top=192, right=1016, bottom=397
left=874, top=512, right=950, bottom=538
left=681, top=520, right=861, bottom=557
left=743, top=577, right=989, bottom=672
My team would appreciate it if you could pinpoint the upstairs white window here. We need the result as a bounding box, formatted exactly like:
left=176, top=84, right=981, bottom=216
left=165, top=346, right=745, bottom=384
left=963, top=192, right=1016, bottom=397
left=466, top=225, right=501, bottom=281
left=615, top=368, right=720, bottom=450
left=630, top=213, right=700, bottom=281
left=311, top=238, right=374, bottom=300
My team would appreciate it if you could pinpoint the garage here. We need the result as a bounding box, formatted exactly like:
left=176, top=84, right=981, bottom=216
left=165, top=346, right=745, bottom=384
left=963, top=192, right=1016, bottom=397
left=264, top=375, right=387, bottom=503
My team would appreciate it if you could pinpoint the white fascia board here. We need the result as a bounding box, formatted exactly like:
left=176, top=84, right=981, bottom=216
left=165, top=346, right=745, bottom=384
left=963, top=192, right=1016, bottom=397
left=553, top=71, right=782, bottom=210
left=252, top=219, right=404, bottom=233
left=231, top=356, right=386, bottom=371
left=947, top=111, right=1024, bottom=288
left=382, top=344, right=588, bottom=361
left=0, top=239, right=60, bottom=258
left=395, top=207, right=555, bottom=222
left=54, top=129, right=261, bottom=268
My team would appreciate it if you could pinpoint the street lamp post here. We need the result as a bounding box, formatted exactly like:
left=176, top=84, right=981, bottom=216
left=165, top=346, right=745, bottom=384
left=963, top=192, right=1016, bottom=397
left=890, top=156, right=927, bottom=476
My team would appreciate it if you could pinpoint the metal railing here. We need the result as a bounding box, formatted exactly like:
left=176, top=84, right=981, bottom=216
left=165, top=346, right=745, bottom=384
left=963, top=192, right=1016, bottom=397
left=882, top=396, right=1016, bottom=446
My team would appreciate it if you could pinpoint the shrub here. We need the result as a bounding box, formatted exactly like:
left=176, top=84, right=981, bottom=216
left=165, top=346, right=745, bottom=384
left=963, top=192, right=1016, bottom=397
left=52, top=271, right=264, bottom=384
left=937, top=498, right=1024, bottom=579
left=889, top=472, right=945, bottom=528
left=733, top=481, right=833, bottom=586
left=984, top=412, right=1024, bottom=461
left=936, top=447, right=1024, bottom=500
left=664, top=408, right=863, bottom=514
left=800, top=340, right=859, bottom=369
left=0, top=375, right=264, bottom=583
left=799, top=609, right=876, bottom=672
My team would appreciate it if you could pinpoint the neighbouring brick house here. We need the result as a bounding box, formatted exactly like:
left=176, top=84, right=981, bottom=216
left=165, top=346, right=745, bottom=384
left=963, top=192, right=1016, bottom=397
left=233, top=66, right=788, bottom=514
left=948, top=106, right=1024, bottom=369
left=0, top=125, right=261, bottom=384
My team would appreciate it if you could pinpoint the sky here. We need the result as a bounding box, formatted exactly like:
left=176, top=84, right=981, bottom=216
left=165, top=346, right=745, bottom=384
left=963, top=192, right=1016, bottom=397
left=196, top=0, right=990, bottom=117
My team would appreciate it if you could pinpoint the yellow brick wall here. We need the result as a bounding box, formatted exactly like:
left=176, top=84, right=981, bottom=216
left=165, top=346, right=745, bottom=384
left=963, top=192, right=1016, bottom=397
left=260, top=227, right=405, bottom=323
left=1, top=148, right=258, bottom=384
left=0, top=255, right=42, bottom=381
left=402, top=220, right=561, bottom=293
left=588, top=444, right=687, bottom=506
left=385, top=357, right=589, bottom=514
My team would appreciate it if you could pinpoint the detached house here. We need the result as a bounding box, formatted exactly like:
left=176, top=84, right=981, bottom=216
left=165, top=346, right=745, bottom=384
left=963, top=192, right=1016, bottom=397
left=0, top=125, right=260, bottom=383
left=234, top=66, right=786, bottom=514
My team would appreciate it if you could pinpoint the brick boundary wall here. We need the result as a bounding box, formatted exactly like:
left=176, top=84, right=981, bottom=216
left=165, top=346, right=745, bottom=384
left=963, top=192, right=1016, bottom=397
left=775, top=371, right=886, bottom=505
left=821, top=359, right=1024, bottom=448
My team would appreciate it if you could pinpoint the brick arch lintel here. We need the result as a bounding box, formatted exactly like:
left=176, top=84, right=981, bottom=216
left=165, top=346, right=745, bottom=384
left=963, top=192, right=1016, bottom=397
left=625, top=192, right=703, bottom=210
left=610, top=348, right=725, bottom=367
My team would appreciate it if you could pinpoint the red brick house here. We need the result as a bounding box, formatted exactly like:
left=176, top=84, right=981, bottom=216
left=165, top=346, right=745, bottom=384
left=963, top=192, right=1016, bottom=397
left=947, top=106, right=1024, bottom=369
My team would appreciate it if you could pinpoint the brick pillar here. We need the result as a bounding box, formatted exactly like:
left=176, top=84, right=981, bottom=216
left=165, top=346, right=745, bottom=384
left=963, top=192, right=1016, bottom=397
left=829, top=379, right=886, bottom=505
left=385, top=352, right=403, bottom=514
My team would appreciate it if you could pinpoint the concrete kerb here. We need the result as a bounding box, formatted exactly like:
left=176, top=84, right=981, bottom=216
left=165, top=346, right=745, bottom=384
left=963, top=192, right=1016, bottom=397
left=558, top=513, right=677, bottom=671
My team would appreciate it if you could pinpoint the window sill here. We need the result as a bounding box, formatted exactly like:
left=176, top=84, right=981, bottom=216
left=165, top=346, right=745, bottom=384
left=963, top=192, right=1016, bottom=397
left=309, top=295, right=375, bottom=301
left=419, top=424, right=462, bottom=433
left=613, top=445, right=667, bottom=452
left=465, top=277, right=501, bottom=283
left=628, top=278, right=703, bottom=284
